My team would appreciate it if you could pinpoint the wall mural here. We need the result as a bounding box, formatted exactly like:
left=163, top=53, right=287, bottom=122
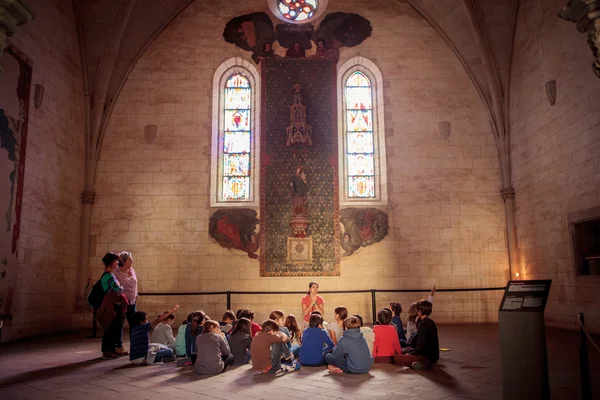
left=223, top=11, right=372, bottom=64
left=340, top=208, right=389, bottom=256
left=0, top=45, right=32, bottom=322
left=209, top=208, right=261, bottom=259
left=261, top=58, right=340, bottom=276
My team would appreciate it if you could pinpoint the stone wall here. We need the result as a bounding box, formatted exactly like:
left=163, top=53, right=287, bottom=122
left=91, top=0, right=507, bottom=326
left=1, top=0, right=85, bottom=341
left=510, top=0, right=600, bottom=331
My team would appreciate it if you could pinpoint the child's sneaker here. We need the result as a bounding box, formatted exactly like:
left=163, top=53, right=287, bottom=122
left=288, top=360, right=301, bottom=371
left=410, top=361, right=427, bottom=370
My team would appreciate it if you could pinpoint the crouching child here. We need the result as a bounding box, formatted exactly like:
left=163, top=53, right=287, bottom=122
left=250, top=319, right=300, bottom=374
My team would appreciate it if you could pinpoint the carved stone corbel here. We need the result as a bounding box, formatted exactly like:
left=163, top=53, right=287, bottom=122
left=81, top=190, right=96, bottom=205
left=0, top=0, right=34, bottom=76
left=559, top=0, right=600, bottom=78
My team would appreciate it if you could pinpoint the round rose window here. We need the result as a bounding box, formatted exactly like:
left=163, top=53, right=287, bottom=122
left=278, top=0, right=318, bottom=22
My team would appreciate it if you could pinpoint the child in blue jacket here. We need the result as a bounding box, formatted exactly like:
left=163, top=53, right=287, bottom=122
left=298, top=314, right=334, bottom=366
left=325, top=315, right=373, bottom=374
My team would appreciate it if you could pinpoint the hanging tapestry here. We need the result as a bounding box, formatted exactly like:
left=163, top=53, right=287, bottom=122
left=260, top=58, right=340, bottom=276
left=0, top=45, right=33, bottom=322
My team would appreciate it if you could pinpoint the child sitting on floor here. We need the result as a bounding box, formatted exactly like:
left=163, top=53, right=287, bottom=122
left=220, top=310, right=235, bottom=334
left=394, top=300, right=439, bottom=370
left=298, top=314, right=334, bottom=366
left=175, top=315, right=190, bottom=357
left=270, top=310, right=291, bottom=349
left=186, top=310, right=208, bottom=364
left=329, top=306, right=348, bottom=345
left=353, top=314, right=374, bottom=354
left=285, top=314, right=302, bottom=357
left=389, top=302, right=407, bottom=346
left=372, top=308, right=401, bottom=363
left=129, top=303, right=179, bottom=365
left=239, top=309, right=262, bottom=337
left=250, top=319, right=300, bottom=374
left=228, top=317, right=253, bottom=365
left=151, top=311, right=177, bottom=350
left=325, top=315, right=373, bottom=374
left=194, top=320, right=234, bottom=375
left=406, top=285, right=436, bottom=341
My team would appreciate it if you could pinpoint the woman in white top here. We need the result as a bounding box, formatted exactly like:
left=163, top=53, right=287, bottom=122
left=114, top=252, right=139, bottom=346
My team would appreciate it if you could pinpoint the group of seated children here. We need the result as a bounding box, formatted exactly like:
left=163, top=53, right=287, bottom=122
left=126, top=288, right=439, bottom=374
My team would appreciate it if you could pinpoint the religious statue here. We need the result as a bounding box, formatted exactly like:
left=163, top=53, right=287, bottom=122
left=311, top=39, right=339, bottom=62
left=285, top=42, right=307, bottom=58
left=286, top=84, right=313, bottom=147
left=252, top=42, right=276, bottom=64
left=289, top=166, right=310, bottom=238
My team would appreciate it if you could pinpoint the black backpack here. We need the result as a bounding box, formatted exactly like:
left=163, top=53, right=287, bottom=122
left=87, top=272, right=110, bottom=309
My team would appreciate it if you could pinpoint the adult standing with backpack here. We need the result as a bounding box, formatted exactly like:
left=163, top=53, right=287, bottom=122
left=114, top=251, right=138, bottom=346
left=95, top=252, right=126, bottom=359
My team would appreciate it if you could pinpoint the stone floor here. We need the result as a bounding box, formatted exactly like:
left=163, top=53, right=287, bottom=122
left=0, top=324, right=598, bottom=400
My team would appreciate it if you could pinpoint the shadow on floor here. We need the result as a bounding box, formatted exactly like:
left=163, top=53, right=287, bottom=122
left=0, top=358, right=104, bottom=387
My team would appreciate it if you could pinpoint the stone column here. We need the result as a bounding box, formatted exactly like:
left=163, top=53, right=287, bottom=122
left=75, top=189, right=95, bottom=310
left=501, top=187, right=519, bottom=280
left=0, top=0, right=34, bottom=75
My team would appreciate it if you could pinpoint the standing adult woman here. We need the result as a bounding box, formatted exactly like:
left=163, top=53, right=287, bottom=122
left=301, top=282, right=324, bottom=327
left=99, top=252, right=125, bottom=359
left=114, top=251, right=138, bottom=354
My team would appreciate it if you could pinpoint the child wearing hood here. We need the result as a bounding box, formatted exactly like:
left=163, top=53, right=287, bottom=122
left=325, top=315, right=373, bottom=374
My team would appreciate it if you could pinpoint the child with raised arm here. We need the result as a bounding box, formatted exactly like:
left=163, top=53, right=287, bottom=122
left=194, top=320, right=234, bottom=375
left=129, top=303, right=180, bottom=365
left=151, top=311, right=177, bottom=350
left=329, top=306, right=348, bottom=345
left=299, top=314, right=334, bottom=366
left=394, top=300, right=439, bottom=370
left=228, top=317, right=253, bottom=365
left=250, top=320, right=300, bottom=374
left=372, top=309, right=401, bottom=363
left=406, top=285, right=436, bottom=342
left=325, top=316, right=373, bottom=374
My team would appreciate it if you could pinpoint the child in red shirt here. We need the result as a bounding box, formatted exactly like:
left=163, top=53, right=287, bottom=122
left=372, top=309, right=401, bottom=363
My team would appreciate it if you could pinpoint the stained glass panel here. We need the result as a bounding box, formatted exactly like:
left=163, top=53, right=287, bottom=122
left=348, top=176, right=375, bottom=198
left=225, top=109, right=250, bottom=131
left=225, top=88, right=251, bottom=109
left=348, top=154, right=374, bottom=176
left=224, top=131, right=251, bottom=154
left=226, top=74, right=250, bottom=88
left=223, top=177, right=250, bottom=200
left=346, top=87, right=372, bottom=110
left=346, top=71, right=371, bottom=87
left=347, top=109, right=373, bottom=131
left=224, top=154, right=250, bottom=176
left=347, top=131, right=374, bottom=154
left=278, top=0, right=318, bottom=22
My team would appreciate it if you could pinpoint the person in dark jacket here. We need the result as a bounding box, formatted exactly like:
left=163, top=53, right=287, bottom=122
left=394, top=300, right=439, bottom=370
left=325, top=316, right=373, bottom=374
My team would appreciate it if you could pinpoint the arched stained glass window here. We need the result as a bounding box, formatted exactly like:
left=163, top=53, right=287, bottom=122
left=222, top=73, right=252, bottom=200
left=338, top=57, right=387, bottom=206
left=345, top=71, right=375, bottom=198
